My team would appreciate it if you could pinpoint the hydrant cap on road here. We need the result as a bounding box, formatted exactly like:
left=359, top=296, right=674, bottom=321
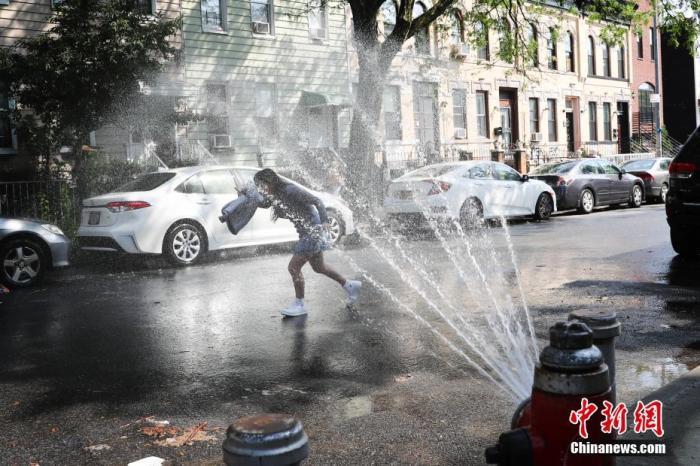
left=223, top=414, right=309, bottom=466
left=568, top=309, right=621, bottom=340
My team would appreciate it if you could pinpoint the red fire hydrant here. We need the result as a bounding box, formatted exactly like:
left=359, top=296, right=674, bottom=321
left=485, top=321, right=614, bottom=466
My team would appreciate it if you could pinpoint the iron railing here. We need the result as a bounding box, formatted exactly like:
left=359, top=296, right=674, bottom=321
left=0, top=180, right=78, bottom=230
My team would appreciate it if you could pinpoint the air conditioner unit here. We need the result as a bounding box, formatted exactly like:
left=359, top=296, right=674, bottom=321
left=454, top=128, right=467, bottom=139
left=531, top=132, right=542, bottom=142
left=211, top=134, right=231, bottom=148
left=310, top=28, right=326, bottom=40
left=454, top=44, right=470, bottom=59
left=252, top=22, right=270, bottom=35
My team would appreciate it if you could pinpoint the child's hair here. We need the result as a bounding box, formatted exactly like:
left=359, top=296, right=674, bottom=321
left=254, top=168, right=282, bottom=191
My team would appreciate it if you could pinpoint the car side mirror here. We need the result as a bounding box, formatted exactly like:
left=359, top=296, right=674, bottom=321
left=521, top=174, right=529, bottom=182
left=620, top=169, right=627, bottom=175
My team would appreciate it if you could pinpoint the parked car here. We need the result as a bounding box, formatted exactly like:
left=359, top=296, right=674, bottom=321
left=0, top=217, right=71, bottom=288
left=383, top=161, right=556, bottom=229
left=77, top=166, right=355, bottom=266
left=667, top=127, right=700, bottom=256
left=529, top=159, right=645, bottom=214
left=621, top=158, right=672, bottom=203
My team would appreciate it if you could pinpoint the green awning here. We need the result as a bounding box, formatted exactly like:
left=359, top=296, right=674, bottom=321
left=299, top=91, right=329, bottom=107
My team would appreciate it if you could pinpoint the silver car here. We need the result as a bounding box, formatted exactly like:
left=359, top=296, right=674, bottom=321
left=0, top=217, right=71, bottom=288
left=621, top=158, right=672, bottom=203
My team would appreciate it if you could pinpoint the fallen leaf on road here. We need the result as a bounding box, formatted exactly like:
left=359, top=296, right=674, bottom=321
left=84, top=444, right=111, bottom=452
left=153, top=422, right=217, bottom=447
left=395, top=374, right=413, bottom=383
left=140, top=425, right=179, bottom=438
left=49, top=427, right=59, bottom=433
left=121, top=415, right=155, bottom=429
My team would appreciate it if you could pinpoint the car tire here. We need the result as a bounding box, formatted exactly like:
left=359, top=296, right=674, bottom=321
left=0, top=237, right=48, bottom=288
left=326, top=210, right=345, bottom=244
left=659, top=183, right=669, bottom=204
left=670, top=227, right=697, bottom=257
left=460, top=197, right=485, bottom=229
left=629, top=184, right=643, bottom=208
left=577, top=189, right=595, bottom=214
left=534, top=193, right=554, bottom=221
left=164, top=222, right=207, bottom=266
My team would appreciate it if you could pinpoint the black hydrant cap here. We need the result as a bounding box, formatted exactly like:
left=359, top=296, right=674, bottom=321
left=549, top=321, right=593, bottom=350
left=569, top=309, right=621, bottom=339
left=223, top=414, right=309, bottom=466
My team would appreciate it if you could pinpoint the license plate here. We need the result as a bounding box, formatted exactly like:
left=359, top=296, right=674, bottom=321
left=397, top=190, right=414, bottom=200
left=88, top=211, right=101, bottom=225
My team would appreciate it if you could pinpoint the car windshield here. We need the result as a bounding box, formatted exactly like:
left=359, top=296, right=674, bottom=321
left=530, top=161, right=579, bottom=175
left=623, top=160, right=655, bottom=171
left=114, top=172, right=176, bottom=192
left=404, top=164, right=462, bottom=178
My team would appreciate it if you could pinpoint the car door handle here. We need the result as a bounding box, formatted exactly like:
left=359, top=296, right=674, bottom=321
left=197, top=198, right=212, bottom=205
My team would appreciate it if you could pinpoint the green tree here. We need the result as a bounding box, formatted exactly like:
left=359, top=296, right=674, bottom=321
left=343, top=0, right=699, bottom=208
left=0, top=0, right=180, bottom=200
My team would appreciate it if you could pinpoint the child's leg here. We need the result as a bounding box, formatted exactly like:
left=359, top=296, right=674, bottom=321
left=288, top=254, right=311, bottom=299
left=309, top=252, right=346, bottom=286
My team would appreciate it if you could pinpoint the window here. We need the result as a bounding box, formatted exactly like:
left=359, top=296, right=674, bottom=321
left=309, top=0, right=327, bottom=39
left=547, top=99, right=557, bottom=142
left=381, top=1, right=396, bottom=36
left=475, top=22, right=489, bottom=60
left=493, top=163, right=522, bottom=181
left=638, top=82, right=655, bottom=121
left=528, top=24, right=539, bottom=67
left=547, top=28, right=557, bottom=70
left=476, top=91, right=488, bottom=137
left=649, top=28, right=656, bottom=61
left=201, top=0, right=226, bottom=32
left=499, top=20, right=512, bottom=63
left=133, top=0, right=155, bottom=15
left=468, top=164, right=491, bottom=179
left=255, top=83, right=277, bottom=144
left=413, top=3, right=430, bottom=55
left=603, top=103, right=612, bottom=141
left=588, top=102, right=598, bottom=141
left=580, top=161, right=602, bottom=175
left=599, top=161, right=620, bottom=175
left=176, top=175, right=205, bottom=194
left=588, top=36, right=596, bottom=75
left=660, top=159, right=670, bottom=170
left=637, top=33, right=643, bottom=59
left=251, top=0, right=273, bottom=34
left=452, top=89, right=466, bottom=135
left=200, top=170, right=238, bottom=195
left=602, top=45, right=611, bottom=77
left=383, top=86, right=402, bottom=141
left=0, top=83, right=13, bottom=150
left=565, top=32, right=575, bottom=72
left=450, top=11, right=463, bottom=44
left=529, top=98, right=539, bottom=134
left=115, top=173, right=177, bottom=192
left=618, top=47, right=625, bottom=78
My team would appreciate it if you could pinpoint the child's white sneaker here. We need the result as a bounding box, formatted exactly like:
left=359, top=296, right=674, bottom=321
left=343, top=280, right=362, bottom=305
left=281, top=299, right=307, bottom=317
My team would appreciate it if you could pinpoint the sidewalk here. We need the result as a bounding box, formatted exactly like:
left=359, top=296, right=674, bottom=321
left=618, top=365, right=700, bottom=466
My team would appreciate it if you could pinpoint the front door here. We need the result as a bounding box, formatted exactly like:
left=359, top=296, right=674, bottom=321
left=617, top=102, right=631, bottom=154
left=413, top=83, right=439, bottom=153
left=566, top=112, right=575, bottom=153
left=500, top=107, right=512, bottom=149
left=499, top=89, right=518, bottom=151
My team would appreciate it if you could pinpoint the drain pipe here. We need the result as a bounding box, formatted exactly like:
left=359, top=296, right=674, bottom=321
left=569, top=309, right=621, bottom=403
left=223, top=414, right=309, bottom=466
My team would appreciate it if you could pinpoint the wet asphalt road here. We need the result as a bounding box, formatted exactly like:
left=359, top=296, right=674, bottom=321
left=1, top=204, right=699, bottom=465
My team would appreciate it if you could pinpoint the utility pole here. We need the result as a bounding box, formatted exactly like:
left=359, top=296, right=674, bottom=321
left=653, top=10, right=663, bottom=157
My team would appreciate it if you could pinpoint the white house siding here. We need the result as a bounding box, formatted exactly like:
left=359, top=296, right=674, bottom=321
left=179, top=0, right=352, bottom=166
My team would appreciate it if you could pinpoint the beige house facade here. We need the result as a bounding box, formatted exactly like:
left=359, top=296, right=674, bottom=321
left=350, top=1, right=635, bottom=173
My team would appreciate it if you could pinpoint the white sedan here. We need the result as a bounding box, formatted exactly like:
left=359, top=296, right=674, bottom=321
left=77, top=166, right=354, bottom=265
left=383, top=161, right=556, bottom=229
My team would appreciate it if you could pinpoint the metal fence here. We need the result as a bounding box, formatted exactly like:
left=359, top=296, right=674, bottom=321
left=0, top=180, right=78, bottom=231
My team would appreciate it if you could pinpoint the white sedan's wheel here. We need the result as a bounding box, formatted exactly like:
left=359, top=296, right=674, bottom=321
left=165, top=223, right=206, bottom=266
left=326, top=212, right=344, bottom=244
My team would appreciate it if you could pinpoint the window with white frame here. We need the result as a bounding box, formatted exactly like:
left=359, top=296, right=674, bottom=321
left=475, top=22, right=490, bottom=60
left=452, top=89, right=466, bottom=136
left=251, top=0, right=273, bottom=35
left=201, top=0, right=226, bottom=32
left=383, top=86, right=402, bottom=141
left=602, top=45, right=611, bottom=77
left=133, top=0, right=156, bottom=15
left=547, top=28, right=557, bottom=70
left=603, top=103, right=612, bottom=141
left=588, top=36, right=596, bottom=75
left=255, top=83, right=278, bottom=144
left=528, top=24, right=538, bottom=67
left=529, top=98, right=539, bottom=134
left=475, top=91, right=488, bottom=138
left=308, top=0, right=327, bottom=40
left=649, top=28, right=656, bottom=61
left=450, top=10, right=464, bottom=45
left=588, top=102, right=598, bottom=141
left=565, top=32, right=575, bottom=72
left=547, top=99, right=557, bottom=142
left=618, top=46, right=625, bottom=78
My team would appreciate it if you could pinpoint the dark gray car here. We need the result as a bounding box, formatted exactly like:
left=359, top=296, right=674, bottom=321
left=529, top=159, right=645, bottom=214
left=0, top=217, right=71, bottom=288
left=621, top=158, right=672, bottom=203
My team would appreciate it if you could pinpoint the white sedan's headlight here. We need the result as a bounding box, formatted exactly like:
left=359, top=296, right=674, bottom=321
left=41, top=224, right=65, bottom=236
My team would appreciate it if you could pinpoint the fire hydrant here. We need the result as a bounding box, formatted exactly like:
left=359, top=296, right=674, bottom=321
left=485, top=321, right=614, bottom=466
